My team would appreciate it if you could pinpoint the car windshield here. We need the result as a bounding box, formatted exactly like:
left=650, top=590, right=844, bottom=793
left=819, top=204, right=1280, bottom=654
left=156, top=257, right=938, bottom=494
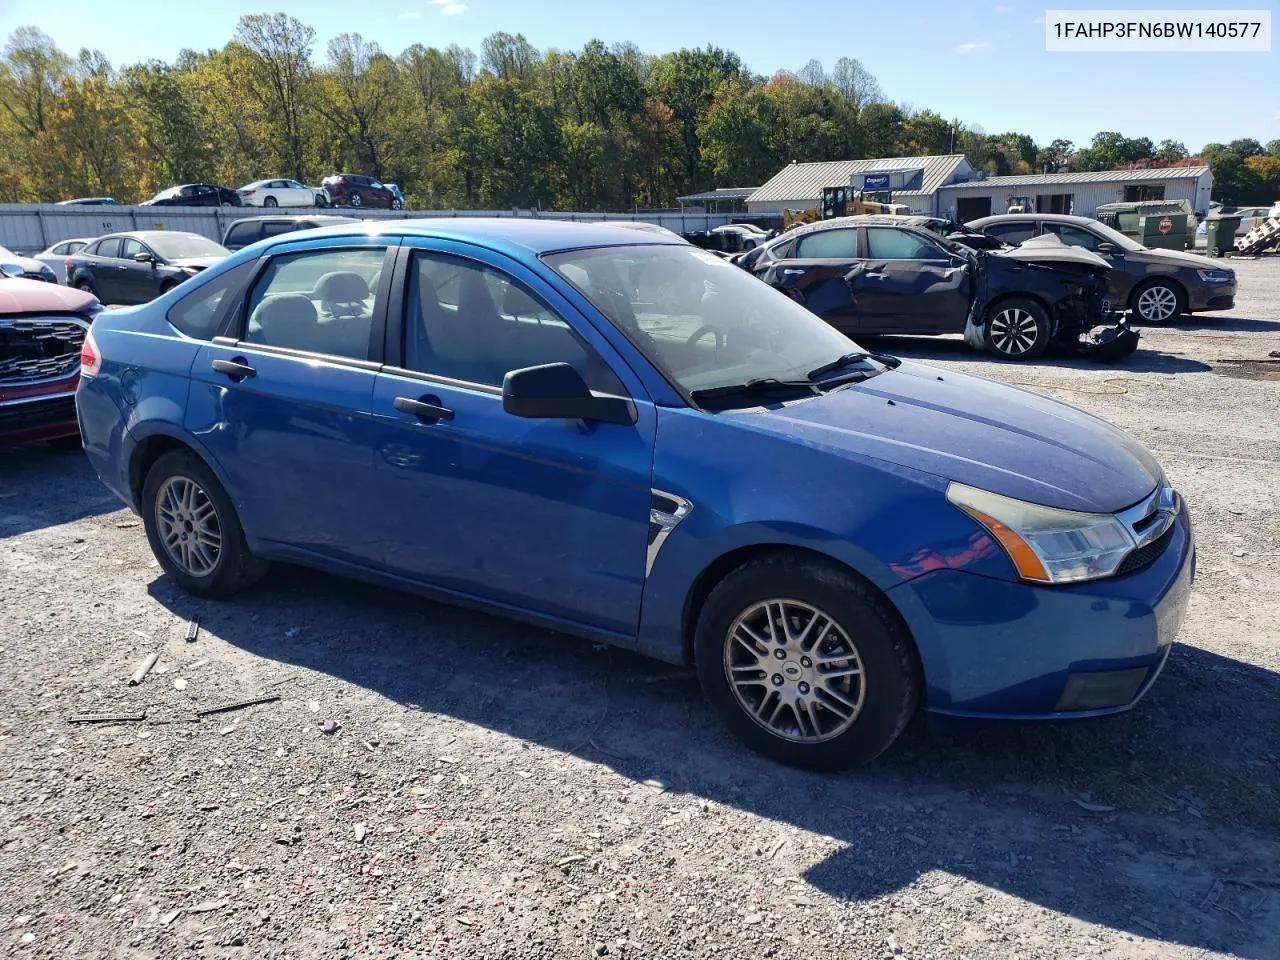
left=146, top=234, right=228, bottom=259
left=543, top=244, right=874, bottom=397
left=1076, top=220, right=1145, bottom=252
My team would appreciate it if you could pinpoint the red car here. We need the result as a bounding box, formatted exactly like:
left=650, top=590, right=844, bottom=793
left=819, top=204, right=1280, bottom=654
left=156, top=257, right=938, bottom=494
left=320, top=174, right=400, bottom=209
left=0, top=278, right=101, bottom=447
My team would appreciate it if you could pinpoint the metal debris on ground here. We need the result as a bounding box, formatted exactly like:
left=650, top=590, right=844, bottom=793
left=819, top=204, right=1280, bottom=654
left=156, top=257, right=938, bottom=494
left=321, top=720, right=341, bottom=735
left=68, top=711, right=147, bottom=724
left=127, top=651, right=161, bottom=686
left=173, top=678, right=188, bottom=691
left=185, top=619, right=200, bottom=643
left=195, top=695, right=280, bottom=717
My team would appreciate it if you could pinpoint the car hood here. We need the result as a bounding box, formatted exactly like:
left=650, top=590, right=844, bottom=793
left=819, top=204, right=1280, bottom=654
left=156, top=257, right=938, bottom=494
left=1128, top=246, right=1222, bottom=270
left=993, top=235, right=1113, bottom=271
left=0, top=253, right=47, bottom=272
left=731, top=361, right=1160, bottom=513
left=168, top=256, right=225, bottom=270
left=0, top=276, right=97, bottom=313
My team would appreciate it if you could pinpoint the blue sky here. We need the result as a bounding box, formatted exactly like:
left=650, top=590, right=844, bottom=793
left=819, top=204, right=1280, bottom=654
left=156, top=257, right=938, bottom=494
left=2, top=0, right=1276, bottom=152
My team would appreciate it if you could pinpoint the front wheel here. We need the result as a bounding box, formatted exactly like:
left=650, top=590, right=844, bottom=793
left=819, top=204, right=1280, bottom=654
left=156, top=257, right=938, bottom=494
left=141, top=450, right=268, bottom=598
left=391, top=199, right=403, bottom=210
left=1130, top=280, right=1184, bottom=324
left=74, top=279, right=97, bottom=298
left=349, top=192, right=363, bottom=208
left=694, top=553, right=918, bottom=770
left=983, top=298, right=1050, bottom=360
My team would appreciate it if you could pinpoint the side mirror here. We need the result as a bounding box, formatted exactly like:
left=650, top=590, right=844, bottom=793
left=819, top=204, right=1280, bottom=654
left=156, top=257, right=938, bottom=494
left=502, top=362, right=636, bottom=426
left=0, top=262, right=25, bottom=278
left=133, top=251, right=155, bottom=263
left=1096, top=243, right=1117, bottom=254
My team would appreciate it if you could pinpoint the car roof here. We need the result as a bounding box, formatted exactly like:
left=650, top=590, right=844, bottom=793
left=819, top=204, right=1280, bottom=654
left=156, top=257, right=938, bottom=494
left=97, top=231, right=211, bottom=242
left=263, top=217, right=687, bottom=256
left=970, top=213, right=1098, bottom=226
left=230, top=215, right=356, bottom=225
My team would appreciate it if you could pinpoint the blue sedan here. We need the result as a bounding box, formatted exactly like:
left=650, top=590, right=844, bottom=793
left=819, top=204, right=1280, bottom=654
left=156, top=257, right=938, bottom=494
left=76, top=219, right=1195, bottom=768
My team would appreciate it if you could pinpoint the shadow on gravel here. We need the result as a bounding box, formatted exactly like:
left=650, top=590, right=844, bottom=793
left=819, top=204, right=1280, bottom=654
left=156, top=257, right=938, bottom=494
left=1165, top=315, right=1280, bottom=334
left=149, top=566, right=1280, bottom=959
left=0, top=444, right=122, bottom=536
left=860, top=336, right=1213, bottom=375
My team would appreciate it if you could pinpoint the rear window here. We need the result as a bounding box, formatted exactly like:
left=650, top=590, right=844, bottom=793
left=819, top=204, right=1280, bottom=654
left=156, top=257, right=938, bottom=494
left=167, top=260, right=258, bottom=340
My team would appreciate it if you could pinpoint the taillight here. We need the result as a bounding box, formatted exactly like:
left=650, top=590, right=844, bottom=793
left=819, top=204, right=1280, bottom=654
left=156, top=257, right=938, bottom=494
left=239, top=189, right=255, bottom=196
left=80, top=326, right=101, bottom=378
left=64, top=256, right=73, bottom=269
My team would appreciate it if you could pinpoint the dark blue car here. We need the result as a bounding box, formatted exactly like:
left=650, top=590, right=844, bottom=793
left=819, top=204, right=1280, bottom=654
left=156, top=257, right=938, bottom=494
left=76, top=219, right=1195, bottom=768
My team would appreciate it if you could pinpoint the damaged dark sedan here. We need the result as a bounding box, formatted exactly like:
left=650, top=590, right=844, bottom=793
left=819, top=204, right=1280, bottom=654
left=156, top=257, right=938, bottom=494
left=738, top=216, right=1137, bottom=362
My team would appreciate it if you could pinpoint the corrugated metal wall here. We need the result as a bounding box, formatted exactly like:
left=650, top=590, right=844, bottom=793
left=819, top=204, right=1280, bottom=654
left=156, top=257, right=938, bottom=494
left=937, top=177, right=1208, bottom=220
left=0, top=205, right=737, bottom=254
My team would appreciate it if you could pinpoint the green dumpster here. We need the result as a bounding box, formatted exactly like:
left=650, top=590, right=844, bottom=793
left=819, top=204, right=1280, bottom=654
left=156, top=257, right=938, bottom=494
left=1204, top=216, right=1242, bottom=257
left=1095, top=199, right=1195, bottom=250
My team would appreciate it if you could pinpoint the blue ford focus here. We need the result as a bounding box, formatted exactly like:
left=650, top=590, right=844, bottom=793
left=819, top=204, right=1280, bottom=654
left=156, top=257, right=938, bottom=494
left=77, top=220, right=1194, bottom=768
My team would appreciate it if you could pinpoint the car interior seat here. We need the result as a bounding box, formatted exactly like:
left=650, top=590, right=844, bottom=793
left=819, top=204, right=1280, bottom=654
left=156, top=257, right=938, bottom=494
left=246, top=294, right=318, bottom=351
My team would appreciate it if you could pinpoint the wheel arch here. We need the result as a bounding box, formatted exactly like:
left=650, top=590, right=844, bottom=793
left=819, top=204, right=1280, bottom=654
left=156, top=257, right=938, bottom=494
left=127, top=426, right=235, bottom=520
left=1127, top=275, right=1188, bottom=313
left=679, top=543, right=923, bottom=691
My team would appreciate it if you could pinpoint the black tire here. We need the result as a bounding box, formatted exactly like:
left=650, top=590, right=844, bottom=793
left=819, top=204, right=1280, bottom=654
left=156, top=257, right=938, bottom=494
left=983, top=297, right=1050, bottom=361
left=391, top=198, right=403, bottom=210
left=350, top=191, right=363, bottom=208
left=315, top=194, right=329, bottom=208
left=1130, top=279, right=1184, bottom=324
left=263, top=196, right=278, bottom=208
left=74, top=279, right=97, bottom=297
left=694, top=553, right=918, bottom=770
left=141, top=450, right=268, bottom=598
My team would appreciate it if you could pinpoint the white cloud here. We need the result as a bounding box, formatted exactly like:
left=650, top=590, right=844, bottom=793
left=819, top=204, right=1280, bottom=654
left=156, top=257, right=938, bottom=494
left=430, top=0, right=468, bottom=13
left=995, top=4, right=1011, bottom=14
left=400, top=9, right=422, bottom=18
left=955, top=41, right=987, bottom=54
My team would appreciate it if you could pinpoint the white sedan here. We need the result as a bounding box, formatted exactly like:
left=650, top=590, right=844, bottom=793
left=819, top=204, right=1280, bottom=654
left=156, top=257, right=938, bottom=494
left=236, top=179, right=325, bottom=208
left=34, top=237, right=95, bottom=283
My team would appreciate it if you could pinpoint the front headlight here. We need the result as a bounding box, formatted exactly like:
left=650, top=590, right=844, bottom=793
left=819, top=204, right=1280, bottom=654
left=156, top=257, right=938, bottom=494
left=946, top=482, right=1135, bottom=584
left=1196, top=268, right=1233, bottom=283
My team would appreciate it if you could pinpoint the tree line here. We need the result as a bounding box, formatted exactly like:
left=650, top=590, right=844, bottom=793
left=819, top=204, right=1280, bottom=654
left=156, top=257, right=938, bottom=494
left=2, top=16, right=1278, bottom=209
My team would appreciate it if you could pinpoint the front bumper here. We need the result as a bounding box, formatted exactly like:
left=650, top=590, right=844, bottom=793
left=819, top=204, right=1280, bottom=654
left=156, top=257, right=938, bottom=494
left=887, top=505, right=1195, bottom=720
left=0, top=380, right=80, bottom=446
left=1186, top=281, right=1236, bottom=313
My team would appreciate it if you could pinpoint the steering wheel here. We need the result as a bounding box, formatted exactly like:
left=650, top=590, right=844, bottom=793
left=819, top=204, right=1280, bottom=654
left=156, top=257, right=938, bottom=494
left=685, top=324, right=726, bottom=349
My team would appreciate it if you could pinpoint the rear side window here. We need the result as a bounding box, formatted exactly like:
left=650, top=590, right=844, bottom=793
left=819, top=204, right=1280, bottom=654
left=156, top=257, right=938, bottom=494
left=67, top=241, right=86, bottom=254
left=796, top=229, right=858, bottom=259
left=865, top=228, right=946, bottom=260
left=243, top=247, right=386, bottom=360
left=985, top=222, right=1035, bottom=246
left=167, top=260, right=259, bottom=340
left=261, top=220, right=298, bottom=239
left=94, top=238, right=121, bottom=259
left=225, top=222, right=260, bottom=248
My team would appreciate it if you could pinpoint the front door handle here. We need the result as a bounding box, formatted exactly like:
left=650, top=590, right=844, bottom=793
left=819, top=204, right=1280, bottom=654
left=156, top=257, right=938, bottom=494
left=394, top=395, right=455, bottom=422
left=863, top=272, right=885, bottom=280
left=781, top=268, right=804, bottom=276
left=211, top=357, right=256, bottom=381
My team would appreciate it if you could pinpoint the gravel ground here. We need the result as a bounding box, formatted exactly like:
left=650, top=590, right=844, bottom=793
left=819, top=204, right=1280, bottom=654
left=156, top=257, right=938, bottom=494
left=1, top=256, right=1278, bottom=960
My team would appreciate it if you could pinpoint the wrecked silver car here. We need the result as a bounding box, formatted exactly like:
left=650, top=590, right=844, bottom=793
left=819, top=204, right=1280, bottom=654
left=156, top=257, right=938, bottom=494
left=738, top=216, right=1138, bottom=362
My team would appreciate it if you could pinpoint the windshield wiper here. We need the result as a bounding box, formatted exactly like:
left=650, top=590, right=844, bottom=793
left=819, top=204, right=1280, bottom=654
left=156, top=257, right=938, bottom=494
left=690, top=378, right=820, bottom=401
left=807, top=352, right=871, bottom=380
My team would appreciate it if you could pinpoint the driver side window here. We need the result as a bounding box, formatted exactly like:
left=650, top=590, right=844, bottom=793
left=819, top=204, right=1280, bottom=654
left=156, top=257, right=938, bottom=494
left=1044, top=223, right=1103, bottom=251
left=404, top=252, right=623, bottom=394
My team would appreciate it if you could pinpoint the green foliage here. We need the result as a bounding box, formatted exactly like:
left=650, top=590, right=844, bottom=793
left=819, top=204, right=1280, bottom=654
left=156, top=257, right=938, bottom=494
left=0, top=24, right=1268, bottom=209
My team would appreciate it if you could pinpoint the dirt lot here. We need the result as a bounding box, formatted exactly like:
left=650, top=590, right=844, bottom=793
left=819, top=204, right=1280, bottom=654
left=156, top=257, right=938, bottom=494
left=2, top=256, right=1278, bottom=960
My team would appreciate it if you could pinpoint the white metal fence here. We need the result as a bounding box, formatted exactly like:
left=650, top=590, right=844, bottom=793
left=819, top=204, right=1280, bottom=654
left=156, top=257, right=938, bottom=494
left=0, top=204, right=738, bottom=254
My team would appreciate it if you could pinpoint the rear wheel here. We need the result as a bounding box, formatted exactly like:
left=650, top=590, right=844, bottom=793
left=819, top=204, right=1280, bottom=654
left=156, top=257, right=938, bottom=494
left=141, top=450, right=268, bottom=598
left=1130, top=279, right=1183, bottom=324
left=983, top=298, right=1050, bottom=360
left=350, top=191, right=364, bottom=208
left=694, top=553, right=918, bottom=770
left=74, top=279, right=97, bottom=297
left=263, top=196, right=278, bottom=208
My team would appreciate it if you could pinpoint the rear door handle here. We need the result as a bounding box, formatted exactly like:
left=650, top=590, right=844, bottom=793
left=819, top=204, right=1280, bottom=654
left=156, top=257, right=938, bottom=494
left=211, top=357, right=256, bottom=381
left=781, top=268, right=805, bottom=276
left=394, top=395, right=455, bottom=422
left=864, top=272, right=885, bottom=280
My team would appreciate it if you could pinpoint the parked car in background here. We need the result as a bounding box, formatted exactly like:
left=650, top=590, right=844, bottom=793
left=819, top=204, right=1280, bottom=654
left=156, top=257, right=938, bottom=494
left=140, top=184, right=241, bottom=208
left=77, top=218, right=1194, bottom=769
left=741, top=216, right=1132, bottom=361
left=55, top=197, right=119, bottom=206
left=968, top=214, right=1236, bottom=324
left=66, top=231, right=229, bottom=304
left=320, top=174, right=399, bottom=209
left=222, top=215, right=358, bottom=251
left=1231, top=205, right=1278, bottom=235
left=0, top=245, right=58, bottom=283
left=385, top=183, right=406, bottom=209
left=236, top=179, right=327, bottom=208
left=1, top=277, right=101, bottom=447
left=34, top=238, right=94, bottom=283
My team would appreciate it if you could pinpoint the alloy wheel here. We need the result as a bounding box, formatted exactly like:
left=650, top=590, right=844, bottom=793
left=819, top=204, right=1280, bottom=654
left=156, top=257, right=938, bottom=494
left=1136, top=284, right=1178, bottom=322
left=155, top=475, right=222, bottom=578
left=988, top=307, right=1040, bottom=356
left=723, top=599, right=866, bottom=743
